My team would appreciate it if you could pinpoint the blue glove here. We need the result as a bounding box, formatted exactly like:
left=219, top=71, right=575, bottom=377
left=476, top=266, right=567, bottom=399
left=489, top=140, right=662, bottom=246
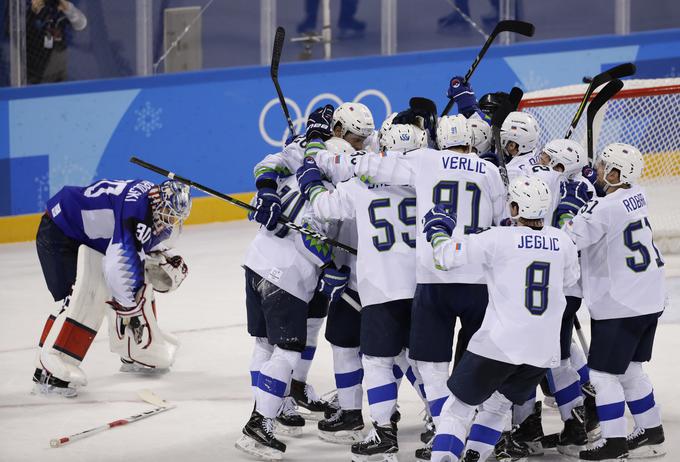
left=252, top=187, right=282, bottom=231
left=581, top=166, right=597, bottom=185
left=296, top=156, right=325, bottom=200
left=479, top=150, right=499, bottom=167
left=305, top=104, right=335, bottom=142
left=318, top=265, right=351, bottom=303
left=446, top=75, right=478, bottom=115
left=554, top=180, right=592, bottom=227
left=422, top=204, right=457, bottom=242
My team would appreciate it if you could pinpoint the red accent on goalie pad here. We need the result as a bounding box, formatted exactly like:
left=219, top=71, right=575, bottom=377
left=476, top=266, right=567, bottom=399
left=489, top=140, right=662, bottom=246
left=38, top=314, right=57, bottom=347
left=53, top=318, right=98, bottom=361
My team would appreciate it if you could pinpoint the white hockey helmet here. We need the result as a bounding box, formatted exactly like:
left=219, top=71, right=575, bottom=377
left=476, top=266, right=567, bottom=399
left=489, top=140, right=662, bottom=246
left=324, top=136, right=356, bottom=155
left=468, top=115, right=492, bottom=154
left=379, top=113, right=428, bottom=152
left=500, top=111, right=540, bottom=156
left=509, top=175, right=552, bottom=220
left=333, top=102, right=375, bottom=139
left=597, top=142, right=644, bottom=186
left=436, top=114, right=472, bottom=150
left=542, top=138, right=586, bottom=178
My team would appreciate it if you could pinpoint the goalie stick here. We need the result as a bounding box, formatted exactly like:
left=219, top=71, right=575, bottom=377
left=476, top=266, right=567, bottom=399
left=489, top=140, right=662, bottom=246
left=586, top=78, right=624, bottom=165
left=50, top=390, right=174, bottom=448
left=130, top=157, right=358, bottom=255
left=271, top=26, right=296, bottom=138
left=564, top=62, right=636, bottom=140
left=491, top=86, right=524, bottom=191
left=441, top=20, right=535, bottom=117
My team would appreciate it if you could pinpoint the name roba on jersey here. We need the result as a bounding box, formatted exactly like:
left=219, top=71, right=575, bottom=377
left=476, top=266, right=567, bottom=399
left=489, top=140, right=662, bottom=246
left=441, top=155, right=486, bottom=174
left=517, top=234, right=560, bottom=251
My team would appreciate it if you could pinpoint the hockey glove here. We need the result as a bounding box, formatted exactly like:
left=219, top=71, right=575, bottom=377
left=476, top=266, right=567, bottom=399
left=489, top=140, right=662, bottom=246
left=252, top=187, right=282, bottom=231
left=296, top=156, right=326, bottom=201
left=422, top=204, right=457, bottom=243
left=479, top=150, right=499, bottom=167
left=447, top=75, right=478, bottom=116
left=555, top=180, right=592, bottom=227
left=318, top=265, right=351, bottom=304
left=581, top=166, right=597, bottom=185
left=306, top=104, right=335, bottom=142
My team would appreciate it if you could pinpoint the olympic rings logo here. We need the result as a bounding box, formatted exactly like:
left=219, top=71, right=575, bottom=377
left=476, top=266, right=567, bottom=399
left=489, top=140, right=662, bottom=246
left=259, top=89, right=393, bottom=147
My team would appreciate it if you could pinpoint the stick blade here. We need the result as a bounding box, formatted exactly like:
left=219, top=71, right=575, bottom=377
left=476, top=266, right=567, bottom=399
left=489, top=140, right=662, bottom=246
left=409, top=97, right=437, bottom=116
left=270, top=26, right=285, bottom=79
left=494, top=20, right=535, bottom=37
left=137, top=389, right=171, bottom=408
left=507, top=86, right=524, bottom=111
left=605, top=62, right=636, bottom=81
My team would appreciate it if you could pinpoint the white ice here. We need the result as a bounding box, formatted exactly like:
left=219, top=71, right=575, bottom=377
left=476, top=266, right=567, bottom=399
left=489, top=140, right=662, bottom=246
left=1, top=220, right=678, bottom=461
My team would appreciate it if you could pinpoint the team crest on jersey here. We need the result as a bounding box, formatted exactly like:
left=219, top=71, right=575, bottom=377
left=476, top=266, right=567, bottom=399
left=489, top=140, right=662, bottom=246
left=400, top=133, right=410, bottom=141
left=136, top=223, right=151, bottom=244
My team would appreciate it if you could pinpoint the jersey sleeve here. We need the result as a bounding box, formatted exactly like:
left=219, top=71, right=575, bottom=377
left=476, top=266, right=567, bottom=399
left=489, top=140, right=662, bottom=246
left=314, top=150, right=363, bottom=184
left=562, top=235, right=581, bottom=289
left=354, top=151, right=417, bottom=186
left=562, top=200, right=608, bottom=250
left=489, top=166, right=509, bottom=224
left=309, top=180, right=357, bottom=222
left=434, top=228, right=496, bottom=270
left=102, top=196, right=151, bottom=307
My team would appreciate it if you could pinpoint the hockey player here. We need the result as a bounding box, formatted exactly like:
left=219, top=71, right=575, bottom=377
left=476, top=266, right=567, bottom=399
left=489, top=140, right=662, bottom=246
left=297, top=117, right=429, bottom=461
left=354, top=114, right=507, bottom=460
left=423, top=175, right=580, bottom=462
left=501, top=111, right=541, bottom=182
left=33, top=179, right=191, bottom=396
left=560, top=143, right=666, bottom=461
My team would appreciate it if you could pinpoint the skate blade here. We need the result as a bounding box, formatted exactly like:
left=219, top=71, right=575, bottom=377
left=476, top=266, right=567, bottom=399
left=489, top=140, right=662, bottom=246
left=119, top=363, right=169, bottom=374
left=296, top=407, right=325, bottom=421
left=31, top=382, right=78, bottom=398
left=557, top=443, right=585, bottom=458
left=350, top=452, right=399, bottom=462
left=587, top=426, right=602, bottom=443
left=318, top=429, right=365, bottom=444
left=235, top=435, right=283, bottom=461
left=524, top=441, right=545, bottom=456
left=274, top=423, right=303, bottom=438
left=629, top=443, right=666, bottom=459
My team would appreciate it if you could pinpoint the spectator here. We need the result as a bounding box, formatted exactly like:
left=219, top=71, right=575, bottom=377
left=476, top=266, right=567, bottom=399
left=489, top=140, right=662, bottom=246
left=297, top=0, right=365, bottom=38
left=26, top=0, right=86, bottom=84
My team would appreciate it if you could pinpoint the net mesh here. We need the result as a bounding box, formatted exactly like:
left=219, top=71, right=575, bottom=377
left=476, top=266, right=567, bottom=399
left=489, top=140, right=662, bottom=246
left=521, top=78, right=680, bottom=253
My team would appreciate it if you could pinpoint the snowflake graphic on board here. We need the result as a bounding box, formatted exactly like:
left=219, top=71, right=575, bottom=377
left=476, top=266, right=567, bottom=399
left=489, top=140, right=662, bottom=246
left=134, top=101, right=163, bottom=137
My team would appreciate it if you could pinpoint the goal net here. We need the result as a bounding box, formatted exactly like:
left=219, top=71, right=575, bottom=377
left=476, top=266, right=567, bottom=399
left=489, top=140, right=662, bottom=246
left=520, top=78, right=680, bottom=254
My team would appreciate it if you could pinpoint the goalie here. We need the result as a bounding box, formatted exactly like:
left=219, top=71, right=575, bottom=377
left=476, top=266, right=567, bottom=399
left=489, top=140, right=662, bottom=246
left=32, top=179, right=191, bottom=397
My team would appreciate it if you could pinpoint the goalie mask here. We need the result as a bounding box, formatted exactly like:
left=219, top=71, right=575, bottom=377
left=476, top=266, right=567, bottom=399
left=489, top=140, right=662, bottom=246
left=149, top=180, right=192, bottom=235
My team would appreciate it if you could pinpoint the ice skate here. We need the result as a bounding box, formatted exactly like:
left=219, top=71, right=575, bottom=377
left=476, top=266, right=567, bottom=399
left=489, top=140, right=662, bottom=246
left=511, top=401, right=544, bottom=455
left=420, top=414, right=435, bottom=444
left=290, top=379, right=333, bottom=421
left=582, top=381, right=602, bottom=442
left=318, top=408, right=365, bottom=444
left=556, top=405, right=588, bottom=457
left=460, top=449, right=481, bottom=462
left=351, top=423, right=398, bottom=462
left=414, top=438, right=431, bottom=461
left=626, top=425, right=665, bottom=458
left=31, top=368, right=77, bottom=398
left=579, top=437, right=628, bottom=461
left=235, top=410, right=286, bottom=461
left=494, top=432, right=530, bottom=462
left=275, top=396, right=305, bottom=437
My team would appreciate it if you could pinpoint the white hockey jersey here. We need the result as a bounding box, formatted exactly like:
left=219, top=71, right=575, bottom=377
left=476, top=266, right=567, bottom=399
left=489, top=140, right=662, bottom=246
left=310, top=176, right=417, bottom=307
left=355, top=148, right=507, bottom=284
left=506, top=152, right=539, bottom=183
left=436, top=226, right=580, bottom=368
left=563, top=184, right=666, bottom=320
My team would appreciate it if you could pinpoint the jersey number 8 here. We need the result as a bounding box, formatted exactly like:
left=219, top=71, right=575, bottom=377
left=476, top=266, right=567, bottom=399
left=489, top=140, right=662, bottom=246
left=525, top=261, right=550, bottom=315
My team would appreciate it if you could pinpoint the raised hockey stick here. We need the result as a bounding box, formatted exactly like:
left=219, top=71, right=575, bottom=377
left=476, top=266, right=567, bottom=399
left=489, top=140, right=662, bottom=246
left=441, top=20, right=535, bottom=117
left=130, top=157, right=358, bottom=255
left=586, top=78, right=624, bottom=164
left=564, top=62, right=635, bottom=139
left=491, top=86, right=524, bottom=190
left=271, top=26, right=296, bottom=137
left=50, top=391, right=174, bottom=448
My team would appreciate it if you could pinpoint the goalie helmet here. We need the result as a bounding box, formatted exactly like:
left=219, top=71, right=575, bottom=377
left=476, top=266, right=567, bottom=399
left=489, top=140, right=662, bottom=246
left=509, top=175, right=552, bottom=220
left=333, top=102, right=375, bottom=139
left=324, top=136, right=355, bottom=155
left=149, top=180, right=192, bottom=235
left=542, top=138, right=586, bottom=178
left=379, top=113, right=428, bottom=152
left=436, top=114, right=472, bottom=150
left=500, top=111, right=540, bottom=156
left=468, top=114, right=492, bottom=154
left=598, top=142, right=644, bottom=186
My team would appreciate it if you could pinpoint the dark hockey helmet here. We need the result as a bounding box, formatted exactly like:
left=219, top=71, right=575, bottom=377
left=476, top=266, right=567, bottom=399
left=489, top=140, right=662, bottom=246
left=479, top=92, right=510, bottom=118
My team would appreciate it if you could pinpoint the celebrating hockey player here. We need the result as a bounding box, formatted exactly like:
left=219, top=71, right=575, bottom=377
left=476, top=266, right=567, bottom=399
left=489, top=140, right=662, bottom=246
left=501, top=111, right=541, bottom=181
left=33, top=179, right=191, bottom=397
left=423, top=176, right=580, bottom=462
left=560, top=143, right=666, bottom=460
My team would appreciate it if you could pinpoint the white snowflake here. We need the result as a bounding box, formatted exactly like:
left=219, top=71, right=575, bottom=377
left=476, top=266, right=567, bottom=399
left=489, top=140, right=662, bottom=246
left=134, top=101, right=163, bottom=138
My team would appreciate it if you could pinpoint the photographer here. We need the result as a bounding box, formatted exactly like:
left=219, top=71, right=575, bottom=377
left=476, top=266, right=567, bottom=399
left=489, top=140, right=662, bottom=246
left=26, top=0, right=86, bottom=84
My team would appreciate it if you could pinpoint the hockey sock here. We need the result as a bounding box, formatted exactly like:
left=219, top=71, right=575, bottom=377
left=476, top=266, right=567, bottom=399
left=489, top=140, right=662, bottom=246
left=256, top=346, right=300, bottom=419
left=249, top=337, right=275, bottom=400
left=405, top=352, right=429, bottom=408
left=570, top=341, right=590, bottom=385
left=590, top=369, right=627, bottom=437
left=292, top=317, right=324, bottom=383
left=466, top=392, right=512, bottom=461
left=393, top=349, right=407, bottom=390
left=431, top=395, right=477, bottom=462
left=512, top=390, right=536, bottom=426
left=332, top=344, right=363, bottom=410
left=417, top=360, right=450, bottom=428
left=363, top=355, right=398, bottom=426
left=620, top=362, right=661, bottom=429
left=548, top=359, right=584, bottom=421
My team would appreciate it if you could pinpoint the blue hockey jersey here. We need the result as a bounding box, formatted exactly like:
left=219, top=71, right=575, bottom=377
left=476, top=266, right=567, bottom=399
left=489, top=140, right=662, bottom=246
left=46, top=179, right=169, bottom=307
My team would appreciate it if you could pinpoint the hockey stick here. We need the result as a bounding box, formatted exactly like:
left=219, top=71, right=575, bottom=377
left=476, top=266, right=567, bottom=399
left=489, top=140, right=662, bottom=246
left=586, top=78, right=623, bottom=165
left=491, top=87, right=524, bottom=190
left=573, top=316, right=590, bottom=356
left=564, top=62, right=635, bottom=139
left=271, top=26, right=296, bottom=138
left=441, top=20, right=535, bottom=117
left=50, top=391, right=174, bottom=447
left=130, top=157, right=358, bottom=255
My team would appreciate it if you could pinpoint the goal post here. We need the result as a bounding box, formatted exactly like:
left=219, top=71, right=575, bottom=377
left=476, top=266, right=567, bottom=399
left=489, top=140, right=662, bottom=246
left=520, top=78, right=680, bottom=254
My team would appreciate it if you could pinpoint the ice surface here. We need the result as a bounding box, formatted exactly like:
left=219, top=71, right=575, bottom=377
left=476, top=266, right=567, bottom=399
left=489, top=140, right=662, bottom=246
left=1, top=220, right=678, bottom=461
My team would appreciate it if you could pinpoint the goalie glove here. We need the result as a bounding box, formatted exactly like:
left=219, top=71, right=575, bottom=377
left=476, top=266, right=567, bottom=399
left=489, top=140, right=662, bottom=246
left=107, top=285, right=150, bottom=346
left=145, top=251, right=188, bottom=293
